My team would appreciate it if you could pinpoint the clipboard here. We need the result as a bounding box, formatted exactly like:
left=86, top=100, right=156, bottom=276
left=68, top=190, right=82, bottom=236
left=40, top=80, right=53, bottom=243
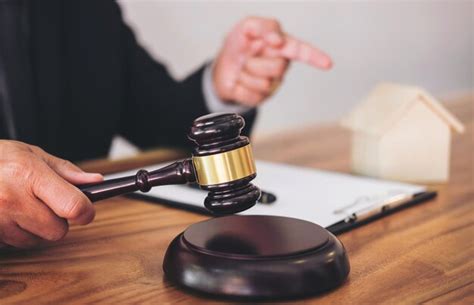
left=326, top=191, right=437, bottom=234
left=108, top=160, right=437, bottom=235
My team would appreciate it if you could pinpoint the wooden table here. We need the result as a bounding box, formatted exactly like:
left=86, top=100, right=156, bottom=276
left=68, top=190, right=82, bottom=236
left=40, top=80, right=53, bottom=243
left=1, top=97, right=472, bottom=304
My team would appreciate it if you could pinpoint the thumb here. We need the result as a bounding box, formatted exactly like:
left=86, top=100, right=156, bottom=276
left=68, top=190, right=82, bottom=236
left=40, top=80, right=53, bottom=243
left=30, top=146, right=103, bottom=185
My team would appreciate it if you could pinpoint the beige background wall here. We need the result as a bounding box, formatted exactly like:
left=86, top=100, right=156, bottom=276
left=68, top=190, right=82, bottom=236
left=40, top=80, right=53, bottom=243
left=111, top=0, right=473, bottom=158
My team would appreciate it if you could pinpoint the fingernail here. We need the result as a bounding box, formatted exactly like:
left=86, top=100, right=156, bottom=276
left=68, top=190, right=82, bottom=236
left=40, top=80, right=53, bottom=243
left=323, top=58, right=333, bottom=69
left=82, top=172, right=104, bottom=180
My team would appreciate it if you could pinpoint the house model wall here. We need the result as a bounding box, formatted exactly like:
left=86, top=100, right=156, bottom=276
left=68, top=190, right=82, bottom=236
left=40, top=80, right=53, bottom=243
left=341, top=83, right=464, bottom=183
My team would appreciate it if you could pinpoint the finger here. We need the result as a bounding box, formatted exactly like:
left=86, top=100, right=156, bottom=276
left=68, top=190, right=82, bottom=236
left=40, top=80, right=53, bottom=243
left=264, top=31, right=285, bottom=47
left=244, top=57, right=288, bottom=78
left=232, top=84, right=265, bottom=107
left=249, top=39, right=265, bottom=56
left=32, top=164, right=95, bottom=225
left=30, top=146, right=103, bottom=184
left=264, top=34, right=332, bottom=69
left=16, top=198, right=69, bottom=242
left=216, top=53, right=246, bottom=91
left=241, top=17, right=284, bottom=47
left=238, top=70, right=273, bottom=95
left=1, top=223, right=40, bottom=249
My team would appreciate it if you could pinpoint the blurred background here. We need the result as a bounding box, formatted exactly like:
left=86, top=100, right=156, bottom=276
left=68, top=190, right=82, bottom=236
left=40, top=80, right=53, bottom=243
left=111, top=0, right=473, bottom=158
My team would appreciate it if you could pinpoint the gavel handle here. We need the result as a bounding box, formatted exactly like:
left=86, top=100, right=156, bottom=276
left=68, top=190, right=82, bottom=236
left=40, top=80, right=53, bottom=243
left=78, top=159, right=196, bottom=202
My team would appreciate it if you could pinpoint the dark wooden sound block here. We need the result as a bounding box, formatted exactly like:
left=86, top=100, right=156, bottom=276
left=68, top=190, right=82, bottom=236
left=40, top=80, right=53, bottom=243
left=163, top=215, right=350, bottom=300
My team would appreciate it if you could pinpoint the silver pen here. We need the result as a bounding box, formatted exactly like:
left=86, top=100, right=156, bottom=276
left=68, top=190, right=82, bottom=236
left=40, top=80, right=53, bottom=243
left=341, top=192, right=422, bottom=223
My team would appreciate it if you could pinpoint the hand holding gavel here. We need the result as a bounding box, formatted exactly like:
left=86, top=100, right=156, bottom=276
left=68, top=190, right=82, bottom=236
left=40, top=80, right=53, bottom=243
left=0, top=140, right=103, bottom=248
left=0, top=114, right=260, bottom=249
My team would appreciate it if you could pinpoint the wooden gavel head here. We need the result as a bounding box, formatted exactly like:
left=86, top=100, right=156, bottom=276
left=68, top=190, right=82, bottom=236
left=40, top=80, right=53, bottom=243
left=78, top=113, right=261, bottom=216
left=188, top=113, right=261, bottom=215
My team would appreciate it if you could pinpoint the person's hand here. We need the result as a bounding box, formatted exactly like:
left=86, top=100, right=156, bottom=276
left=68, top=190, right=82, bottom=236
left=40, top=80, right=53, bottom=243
left=213, top=16, right=333, bottom=107
left=0, top=140, right=103, bottom=249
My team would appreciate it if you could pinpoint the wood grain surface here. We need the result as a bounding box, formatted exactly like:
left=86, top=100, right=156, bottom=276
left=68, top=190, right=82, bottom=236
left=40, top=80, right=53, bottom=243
left=1, top=96, right=472, bottom=305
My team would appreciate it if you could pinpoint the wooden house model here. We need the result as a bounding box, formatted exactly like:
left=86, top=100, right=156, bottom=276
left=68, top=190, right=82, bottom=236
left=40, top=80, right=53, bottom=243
left=341, top=83, right=464, bottom=183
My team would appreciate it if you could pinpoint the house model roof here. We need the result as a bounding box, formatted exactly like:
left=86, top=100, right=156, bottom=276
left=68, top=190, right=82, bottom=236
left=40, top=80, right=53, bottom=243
left=341, top=82, right=465, bottom=136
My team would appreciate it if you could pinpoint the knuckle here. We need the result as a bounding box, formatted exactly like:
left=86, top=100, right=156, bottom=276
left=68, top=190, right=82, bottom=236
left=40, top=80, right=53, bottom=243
left=83, top=208, right=96, bottom=225
left=59, top=159, right=74, bottom=169
left=267, top=18, right=279, bottom=28
left=2, top=227, right=38, bottom=249
left=243, top=16, right=257, bottom=23
left=273, top=60, right=287, bottom=75
left=261, top=79, right=272, bottom=91
left=46, top=220, right=69, bottom=241
left=0, top=158, right=35, bottom=182
left=1, top=160, right=23, bottom=177
left=244, top=57, right=254, bottom=67
left=29, top=145, right=44, bottom=154
left=234, top=86, right=246, bottom=99
left=250, top=93, right=264, bottom=104
left=63, top=194, right=89, bottom=220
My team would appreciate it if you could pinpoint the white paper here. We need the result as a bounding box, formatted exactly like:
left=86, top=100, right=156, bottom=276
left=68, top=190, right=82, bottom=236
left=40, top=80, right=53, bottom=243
left=106, top=160, right=425, bottom=227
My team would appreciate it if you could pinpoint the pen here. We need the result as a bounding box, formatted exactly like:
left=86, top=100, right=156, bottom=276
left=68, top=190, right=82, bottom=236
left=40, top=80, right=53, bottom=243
left=344, top=192, right=424, bottom=223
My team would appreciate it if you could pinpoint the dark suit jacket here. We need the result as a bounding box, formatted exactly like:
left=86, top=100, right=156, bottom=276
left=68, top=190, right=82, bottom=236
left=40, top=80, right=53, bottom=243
left=0, top=0, right=255, bottom=161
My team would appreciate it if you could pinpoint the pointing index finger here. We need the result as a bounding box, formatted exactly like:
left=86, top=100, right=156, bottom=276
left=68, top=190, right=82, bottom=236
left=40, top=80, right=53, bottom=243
left=263, top=34, right=333, bottom=70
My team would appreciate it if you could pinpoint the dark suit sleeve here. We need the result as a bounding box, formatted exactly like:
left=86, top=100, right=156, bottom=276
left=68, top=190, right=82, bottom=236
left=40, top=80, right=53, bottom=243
left=115, top=5, right=256, bottom=150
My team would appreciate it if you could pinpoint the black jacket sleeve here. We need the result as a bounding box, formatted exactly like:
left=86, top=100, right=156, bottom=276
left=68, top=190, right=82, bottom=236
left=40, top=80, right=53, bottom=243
left=115, top=4, right=256, bottom=151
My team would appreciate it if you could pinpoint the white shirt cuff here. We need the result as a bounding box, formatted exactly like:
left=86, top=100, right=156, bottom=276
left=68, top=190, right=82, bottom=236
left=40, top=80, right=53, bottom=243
left=202, top=61, right=252, bottom=114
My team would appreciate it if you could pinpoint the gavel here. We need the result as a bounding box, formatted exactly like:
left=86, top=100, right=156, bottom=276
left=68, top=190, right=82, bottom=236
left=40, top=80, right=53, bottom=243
left=78, top=113, right=261, bottom=215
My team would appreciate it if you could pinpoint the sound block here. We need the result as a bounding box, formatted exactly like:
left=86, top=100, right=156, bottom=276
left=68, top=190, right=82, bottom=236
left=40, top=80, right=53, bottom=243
left=163, top=215, right=350, bottom=300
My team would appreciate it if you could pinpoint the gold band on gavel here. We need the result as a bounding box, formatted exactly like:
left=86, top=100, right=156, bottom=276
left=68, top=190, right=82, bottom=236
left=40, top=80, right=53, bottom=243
left=192, top=144, right=257, bottom=186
